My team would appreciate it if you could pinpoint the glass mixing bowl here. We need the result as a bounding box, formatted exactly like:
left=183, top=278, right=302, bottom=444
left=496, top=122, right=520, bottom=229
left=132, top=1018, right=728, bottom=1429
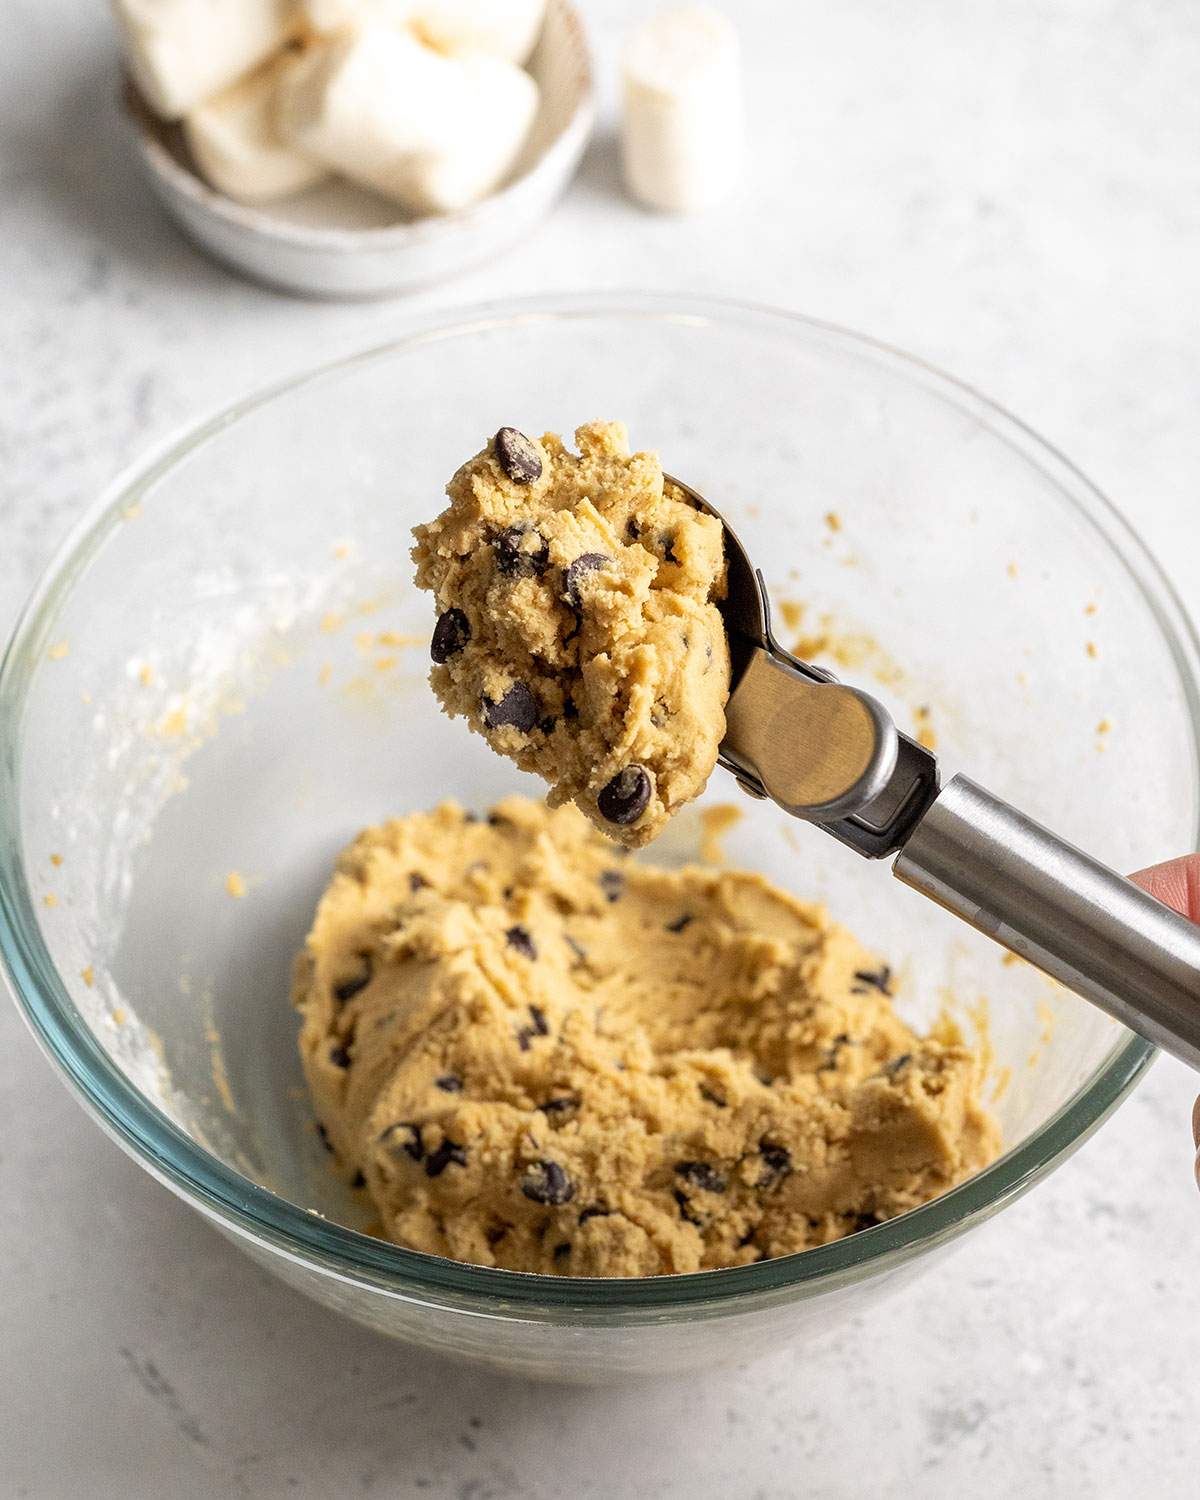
left=3, top=295, right=1198, bottom=1383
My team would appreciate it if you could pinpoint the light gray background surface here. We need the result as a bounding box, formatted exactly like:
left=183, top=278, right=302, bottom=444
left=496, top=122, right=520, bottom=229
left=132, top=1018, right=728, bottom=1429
left=2, top=2, right=1199, bottom=1495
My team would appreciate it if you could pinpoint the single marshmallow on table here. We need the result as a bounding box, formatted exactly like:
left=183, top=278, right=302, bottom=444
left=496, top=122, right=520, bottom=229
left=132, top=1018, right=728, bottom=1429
left=276, top=26, right=540, bottom=214
left=300, top=0, right=546, bottom=65
left=112, top=0, right=296, bottom=120
left=183, top=50, right=330, bottom=205
left=620, top=4, right=742, bottom=213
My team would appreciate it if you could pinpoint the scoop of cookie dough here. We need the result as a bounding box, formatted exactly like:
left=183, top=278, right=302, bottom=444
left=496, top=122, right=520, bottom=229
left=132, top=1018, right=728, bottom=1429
left=295, top=797, right=1000, bottom=1276
left=411, top=421, right=732, bottom=847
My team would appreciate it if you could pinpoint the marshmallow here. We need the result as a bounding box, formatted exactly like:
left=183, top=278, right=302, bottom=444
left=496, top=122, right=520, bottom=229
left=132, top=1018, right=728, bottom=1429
left=620, top=5, right=742, bottom=213
left=183, top=50, right=329, bottom=204
left=276, top=27, right=539, bottom=214
left=299, top=0, right=416, bottom=35
left=301, top=0, right=546, bottom=65
left=413, top=0, right=547, bottom=66
left=112, top=0, right=298, bottom=120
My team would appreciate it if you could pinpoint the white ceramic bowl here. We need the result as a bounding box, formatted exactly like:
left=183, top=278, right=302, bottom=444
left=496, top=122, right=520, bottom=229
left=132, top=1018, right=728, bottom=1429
left=121, top=0, right=594, bottom=299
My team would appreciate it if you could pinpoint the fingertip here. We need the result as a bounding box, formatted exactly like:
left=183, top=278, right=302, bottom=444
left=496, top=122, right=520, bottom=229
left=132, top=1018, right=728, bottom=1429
left=1130, top=854, right=1200, bottom=922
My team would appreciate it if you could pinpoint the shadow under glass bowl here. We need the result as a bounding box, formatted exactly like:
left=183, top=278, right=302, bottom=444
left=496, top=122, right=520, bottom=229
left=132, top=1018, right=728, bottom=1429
left=2, top=294, right=1196, bottom=1382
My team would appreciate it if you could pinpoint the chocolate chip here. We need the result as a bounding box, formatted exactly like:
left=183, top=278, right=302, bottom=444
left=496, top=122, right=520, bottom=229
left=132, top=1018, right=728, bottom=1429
left=757, top=1142, right=791, bottom=1189
left=351, top=1170, right=366, bottom=1188
left=578, top=1205, right=610, bottom=1224
left=482, top=682, right=537, bottom=733
left=505, top=925, right=537, bottom=960
left=494, top=427, right=542, bottom=484
left=329, top=1043, right=351, bottom=1069
left=625, top=517, right=641, bottom=541
left=485, top=1223, right=509, bottom=1246
left=852, top=965, right=894, bottom=996
left=674, top=1188, right=704, bottom=1226
left=538, top=1094, right=581, bottom=1116
left=333, top=956, right=372, bottom=1003
left=598, top=765, right=651, bottom=826
left=818, top=1033, right=851, bottom=1072
left=316, top=1121, right=333, bottom=1152
left=563, top=696, right=578, bottom=720
left=425, top=1140, right=467, bottom=1177
left=431, top=607, right=470, bottom=663
left=562, top=553, right=609, bottom=609
left=487, top=811, right=510, bottom=827
left=537, top=716, right=557, bottom=735
left=409, top=872, right=429, bottom=892
left=494, top=525, right=549, bottom=577
left=675, top=1161, right=726, bottom=1193
left=380, top=1122, right=425, bottom=1161
left=665, top=913, right=694, bottom=933
left=552, top=1241, right=572, bottom=1261
left=699, top=1084, right=727, bottom=1108
left=435, top=1075, right=463, bottom=1092
left=599, top=869, right=624, bottom=902
left=521, top=1159, right=575, bottom=1206
left=516, top=1004, right=550, bottom=1051
left=659, top=532, right=678, bottom=563
left=883, top=1053, right=913, bottom=1078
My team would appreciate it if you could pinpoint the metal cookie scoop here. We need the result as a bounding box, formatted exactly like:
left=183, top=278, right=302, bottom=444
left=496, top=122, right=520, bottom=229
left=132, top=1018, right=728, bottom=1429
left=670, top=475, right=1200, bottom=1072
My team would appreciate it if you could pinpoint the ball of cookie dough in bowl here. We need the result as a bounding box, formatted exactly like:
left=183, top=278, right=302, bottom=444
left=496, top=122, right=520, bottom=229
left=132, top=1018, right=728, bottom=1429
left=412, top=420, right=733, bottom=847
left=295, top=798, right=1000, bottom=1277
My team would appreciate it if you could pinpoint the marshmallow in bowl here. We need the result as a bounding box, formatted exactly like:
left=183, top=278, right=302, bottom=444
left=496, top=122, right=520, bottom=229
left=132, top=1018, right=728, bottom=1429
left=620, top=4, right=742, bottom=213
left=301, top=0, right=546, bottom=64
left=276, top=26, right=540, bottom=214
left=299, top=0, right=416, bottom=35
left=413, top=0, right=547, bottom=66
left=183, top=50, right=330, bottom=205
left=111, top=0, right=297, bottom=120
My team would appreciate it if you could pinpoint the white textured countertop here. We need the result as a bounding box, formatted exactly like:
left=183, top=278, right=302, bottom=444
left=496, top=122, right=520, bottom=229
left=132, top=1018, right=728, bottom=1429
left=3, top=2, right=1200, bottom=1495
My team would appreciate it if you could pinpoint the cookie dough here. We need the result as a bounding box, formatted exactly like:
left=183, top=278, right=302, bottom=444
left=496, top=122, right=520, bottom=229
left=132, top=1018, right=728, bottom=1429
left=294, top=798, right=1000, bottom=1276
left=411, top=421, right=732, bottom=847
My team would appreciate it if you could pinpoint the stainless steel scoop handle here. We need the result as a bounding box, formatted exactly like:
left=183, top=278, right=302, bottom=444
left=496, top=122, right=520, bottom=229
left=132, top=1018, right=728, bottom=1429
left=674, top=469, right=1200, bottom=1069
left=896, top=775, right=1200, bottom=1070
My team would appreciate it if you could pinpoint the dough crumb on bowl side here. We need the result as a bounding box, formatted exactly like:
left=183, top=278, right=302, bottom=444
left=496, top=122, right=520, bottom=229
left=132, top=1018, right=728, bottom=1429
left=411, top=421, right=732, bottom=848
left=293, top=797, right=1001, bottom=1276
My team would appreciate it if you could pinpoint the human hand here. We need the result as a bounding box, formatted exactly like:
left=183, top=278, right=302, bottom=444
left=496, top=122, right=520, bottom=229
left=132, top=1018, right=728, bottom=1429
left=1129, top=854, right=1200, bottom=1183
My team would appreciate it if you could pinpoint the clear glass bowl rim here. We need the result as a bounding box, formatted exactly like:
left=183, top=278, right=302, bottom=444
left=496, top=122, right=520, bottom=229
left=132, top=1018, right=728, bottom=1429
left=2, top=291, right=1192, bottom=1320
